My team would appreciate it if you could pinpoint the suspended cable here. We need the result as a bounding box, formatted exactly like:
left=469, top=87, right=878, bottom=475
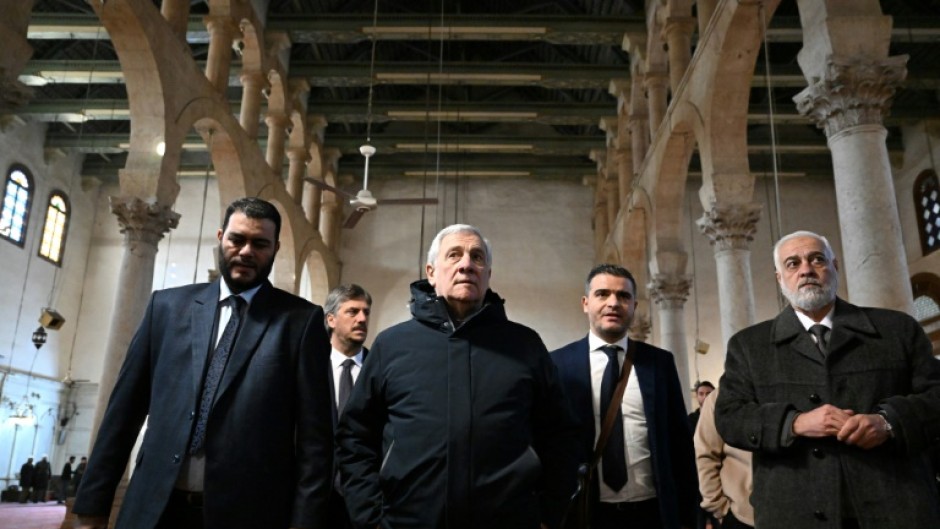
left=192, top=131, right=214, bottom=284
left=759, top=3, right=783, bottom=240
left=686, top=188, right=701, bottom=384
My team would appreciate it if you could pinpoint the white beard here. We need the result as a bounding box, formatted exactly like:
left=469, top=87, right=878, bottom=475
left=780, top=278, right=837, bottom=313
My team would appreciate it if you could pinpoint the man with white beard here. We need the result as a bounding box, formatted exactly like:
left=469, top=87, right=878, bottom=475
left=715, top=230, right=940, bottom=529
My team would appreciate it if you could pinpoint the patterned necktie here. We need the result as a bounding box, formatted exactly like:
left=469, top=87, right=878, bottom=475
left=337, top=358, right=356, bottom=417
left=600, top=344, right=627, bottom=491
left=809, top=324, right=829, bottom=358
left=189, top=295, right=244, bottom=455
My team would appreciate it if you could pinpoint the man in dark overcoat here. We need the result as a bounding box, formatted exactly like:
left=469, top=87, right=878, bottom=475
left=716, top=230, right=940, bottom=529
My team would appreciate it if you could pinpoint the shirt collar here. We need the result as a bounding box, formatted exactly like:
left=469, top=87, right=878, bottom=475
left=331, top=348, right=364, bottom=369
left=588, top=331, right=629, bottom=352
left=219, top=279, right=262, bottom=305
left=793, top=305, right=835, bottom=331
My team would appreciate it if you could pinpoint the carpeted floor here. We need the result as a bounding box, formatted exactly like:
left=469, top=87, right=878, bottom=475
left=0, top=502, right=66, bottom=529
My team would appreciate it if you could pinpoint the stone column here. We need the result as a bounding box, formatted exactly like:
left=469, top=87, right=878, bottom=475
left=593, top=180, right=609, bottom=258
left=629, top=314, right=652, bottom=343
left=649, top=274, right=693, bottom=410
left=605, top=178, right=619, bottom=230
left=794, top=56, right=913, bottom=313
left=89, top=197, right=180, bottom=445
left=319, top=197, right=341, bottom=252
left=239, top=72, right=265, bottom=139
left=303, top=177, right=322, bottom=228
left=697, top=0, right=718, bottom=37
left=265, top=112, right=289, bottom=175
left=160, top=0, right=189, bottom=42
left=663, top=16, right=696, bottom=93
left=629, top=115, right=649, bottom=176
left=697, top=203, right=761, bottom=347
left=203, top=16, right=238, bottom=92
left=286, top=147, right=309, bottom=205
left=645, top=70, right=669, bottom=136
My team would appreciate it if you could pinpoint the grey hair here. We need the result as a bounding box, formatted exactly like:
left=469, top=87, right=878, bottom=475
left=772, top=230, right=835, bottom=272
left=323, top=283, right=372, bottom=333
left=426, top=224, right=493, bottom=267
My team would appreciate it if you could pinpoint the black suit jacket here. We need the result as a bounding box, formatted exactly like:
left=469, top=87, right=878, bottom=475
left=73, top=280, right=333, bottom=529
left=551, top=336, right=697, bottom=529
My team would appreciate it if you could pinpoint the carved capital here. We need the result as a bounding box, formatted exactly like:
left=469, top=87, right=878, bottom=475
left=697, top=203, right=762, bottom=252
left=794, top=55, right=908, bottom=137
left=110, top=196, right=180, bottom=250
left=648, top=274, right=691, bottom=307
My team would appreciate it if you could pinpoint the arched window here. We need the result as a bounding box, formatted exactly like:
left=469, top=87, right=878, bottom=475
left=0, top=165, right=33, bottom=246
left=914, top=169, right=940, bottom=256
left=38, top=191, right=69, bottom=265
left=912, top=273, right=940, bottom=356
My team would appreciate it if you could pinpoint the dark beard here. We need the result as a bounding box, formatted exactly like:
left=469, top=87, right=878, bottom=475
left=217, top=244, right=274, bottom=293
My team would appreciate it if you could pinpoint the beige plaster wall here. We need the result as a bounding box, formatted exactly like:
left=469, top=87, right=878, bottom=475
left=335, top=177, right=596, bottom=351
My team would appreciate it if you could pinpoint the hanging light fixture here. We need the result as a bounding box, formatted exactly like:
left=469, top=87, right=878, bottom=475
left=31, top=326, right=47, bottom=350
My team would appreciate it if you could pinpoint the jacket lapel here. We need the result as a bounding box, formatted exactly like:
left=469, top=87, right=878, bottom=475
left=191, top=282, right=221, bottom=398
left=828, top=298, right=878, bottom=357
left=773, top=306, right=825, bottom=365
left=213, top=281, right=274, bottom=408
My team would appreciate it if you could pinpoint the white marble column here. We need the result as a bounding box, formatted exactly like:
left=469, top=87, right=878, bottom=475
left=795, top=56, right=913, bottom=313
left=697, top=203, right=761, bottom=346
left=89, top=197, right=180, bottom=445
left=649, top=274, right=693, bottom=410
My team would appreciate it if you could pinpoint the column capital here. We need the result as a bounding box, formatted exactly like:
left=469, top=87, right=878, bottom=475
left=648, top=274, right=691, bottom=307
left=110, top=196, right=180, bottom=249
left=697, top=203, right=762, bottom=252
left=794, top=55, right=908, bottom=138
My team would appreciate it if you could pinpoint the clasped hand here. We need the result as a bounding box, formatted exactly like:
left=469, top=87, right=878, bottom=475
left=792, top=404, right=890, bottom=449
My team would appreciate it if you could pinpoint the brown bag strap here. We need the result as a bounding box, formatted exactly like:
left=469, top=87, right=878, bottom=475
left=589, top=339, right=636, bottom=470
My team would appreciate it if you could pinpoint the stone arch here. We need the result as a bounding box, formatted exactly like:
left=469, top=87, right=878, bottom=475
left=697, top=0, right=782, bottom=208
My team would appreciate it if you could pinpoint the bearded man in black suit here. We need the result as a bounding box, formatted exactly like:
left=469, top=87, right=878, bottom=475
left=73, top=197, right=333, bottom=529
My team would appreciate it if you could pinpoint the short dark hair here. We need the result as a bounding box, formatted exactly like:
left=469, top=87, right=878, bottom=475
left=585, top=264, right=637, bottom=295
left=694, top=380, right=715, bottom=391
left=324, top=283, right=372, bottom=332
left=222, top=197, right=281, bottom=241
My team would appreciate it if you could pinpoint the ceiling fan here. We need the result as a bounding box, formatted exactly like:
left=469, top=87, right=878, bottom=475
left=304, top=144, right=438, bottom=228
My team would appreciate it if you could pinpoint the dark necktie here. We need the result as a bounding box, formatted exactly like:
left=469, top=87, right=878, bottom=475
left=809, top=324, right=830, bottom=358
left=337, top=358, right=356, bottom=416
left=600, top=344, right=627, bottom=492
left=190, top=295, right=244, bottom=455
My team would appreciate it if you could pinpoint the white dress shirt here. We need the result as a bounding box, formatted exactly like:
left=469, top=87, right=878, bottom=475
left=331, top=348, right=364, bottom=407
left=177, top=280, right=261, bottom=491
left=588, top=332, right=657, bottom=503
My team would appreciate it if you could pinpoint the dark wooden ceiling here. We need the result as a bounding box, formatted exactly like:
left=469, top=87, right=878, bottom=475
left=12, top=0, right=940, bottom=185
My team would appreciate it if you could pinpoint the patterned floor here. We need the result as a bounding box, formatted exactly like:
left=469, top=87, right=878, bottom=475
left=0, top=502, right=66, bottom=529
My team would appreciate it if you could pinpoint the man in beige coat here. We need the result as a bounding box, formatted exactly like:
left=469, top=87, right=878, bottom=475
left=694, top=389, right=753, bottom=529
